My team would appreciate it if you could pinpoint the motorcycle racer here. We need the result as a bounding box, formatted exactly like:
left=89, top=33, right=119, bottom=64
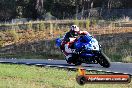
left=61, top=25, right=92, bottom=63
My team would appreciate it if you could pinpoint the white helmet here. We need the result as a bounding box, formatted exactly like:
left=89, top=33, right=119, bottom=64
left=70, top=25, right=80, bottom=32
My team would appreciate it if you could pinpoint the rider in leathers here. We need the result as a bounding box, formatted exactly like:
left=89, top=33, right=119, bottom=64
left=61, top=25, right=92, bottom=63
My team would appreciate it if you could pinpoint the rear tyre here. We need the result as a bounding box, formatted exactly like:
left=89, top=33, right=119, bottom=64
left=66, top=56, right=82, bottom=65
left=97, top=52, right=111, bottom=68
left=74, top=61, right=82, bottom=66
left=72, top=54, right=82, bottom=66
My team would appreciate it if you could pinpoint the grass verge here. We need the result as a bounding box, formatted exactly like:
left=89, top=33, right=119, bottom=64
left=0, top=64, right=131, bottom=88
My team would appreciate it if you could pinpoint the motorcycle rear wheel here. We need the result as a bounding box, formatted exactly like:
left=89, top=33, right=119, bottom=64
left=74, top=61, right=82, bottom=66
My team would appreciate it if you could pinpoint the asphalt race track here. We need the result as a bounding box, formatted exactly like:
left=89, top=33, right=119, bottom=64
left=0, top=58, right=132, bottom=75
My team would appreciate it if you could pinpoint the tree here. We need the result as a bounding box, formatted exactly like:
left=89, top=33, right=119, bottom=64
left=36, top=0, right=46, bottom=19
left=106, top=0, right=125, bottom=9
left=0, top=0, right=16, bottom=21
left=16, top=0, right=38, bottom=19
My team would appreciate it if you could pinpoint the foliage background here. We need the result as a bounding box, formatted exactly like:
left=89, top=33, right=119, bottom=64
left=0, top=0, right=132, bottom=21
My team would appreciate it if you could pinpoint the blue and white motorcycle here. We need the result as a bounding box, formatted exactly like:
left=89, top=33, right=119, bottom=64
left=56, top=34, right=111, bottom=68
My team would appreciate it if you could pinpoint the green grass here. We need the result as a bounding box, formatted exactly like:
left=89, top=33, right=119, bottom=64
left=0, top=64, right=131, bottom=88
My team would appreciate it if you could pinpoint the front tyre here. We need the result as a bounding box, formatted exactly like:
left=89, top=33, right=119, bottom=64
left=97, top=52, right=111, bottom=68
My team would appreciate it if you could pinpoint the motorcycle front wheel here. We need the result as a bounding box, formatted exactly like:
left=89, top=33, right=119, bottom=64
left=96, top=52, right=111, bottom=68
